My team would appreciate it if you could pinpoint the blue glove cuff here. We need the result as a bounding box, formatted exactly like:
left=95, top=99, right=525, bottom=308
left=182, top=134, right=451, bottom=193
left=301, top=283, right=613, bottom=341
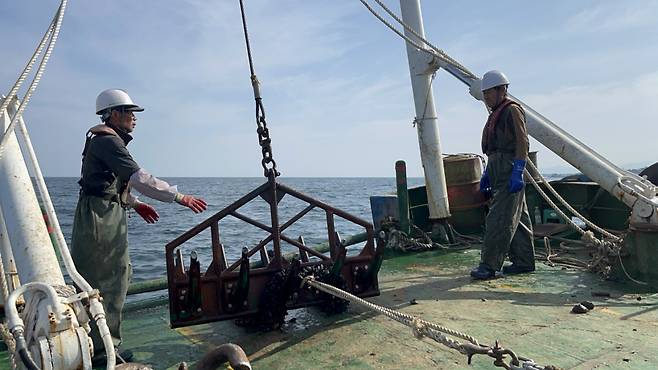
left=512, top=159, right=526, bottom=172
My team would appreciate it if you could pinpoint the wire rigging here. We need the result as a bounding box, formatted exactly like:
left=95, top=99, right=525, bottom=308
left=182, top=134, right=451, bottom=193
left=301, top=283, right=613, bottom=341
left=237, top=0, right=280, bottom=178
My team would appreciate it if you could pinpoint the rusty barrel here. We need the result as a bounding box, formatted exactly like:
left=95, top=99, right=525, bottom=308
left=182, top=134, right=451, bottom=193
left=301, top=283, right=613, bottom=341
left=444, top=154, right=487, bottom=234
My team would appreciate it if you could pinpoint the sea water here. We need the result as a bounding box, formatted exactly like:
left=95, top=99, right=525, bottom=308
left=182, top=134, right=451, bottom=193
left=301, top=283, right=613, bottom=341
left=46, top=177, right=425, bottom=283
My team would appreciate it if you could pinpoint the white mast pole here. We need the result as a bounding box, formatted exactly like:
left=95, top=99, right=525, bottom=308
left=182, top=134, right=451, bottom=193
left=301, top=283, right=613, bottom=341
left=0, top=96, right=64, bottom=285
left=399, top=0, right=451, bottom=221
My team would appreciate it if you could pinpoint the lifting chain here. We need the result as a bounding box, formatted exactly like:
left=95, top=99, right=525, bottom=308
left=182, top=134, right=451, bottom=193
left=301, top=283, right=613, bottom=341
left=238, top=0, right=280, bottom=178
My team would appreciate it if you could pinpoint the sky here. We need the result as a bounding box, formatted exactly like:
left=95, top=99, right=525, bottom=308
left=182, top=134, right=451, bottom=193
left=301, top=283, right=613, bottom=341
left=1, top=0, right=657, bottom=177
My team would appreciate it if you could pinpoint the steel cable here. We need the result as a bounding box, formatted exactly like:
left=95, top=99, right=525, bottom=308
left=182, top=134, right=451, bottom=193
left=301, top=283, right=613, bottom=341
left=237, top=0, right=279, bottom=177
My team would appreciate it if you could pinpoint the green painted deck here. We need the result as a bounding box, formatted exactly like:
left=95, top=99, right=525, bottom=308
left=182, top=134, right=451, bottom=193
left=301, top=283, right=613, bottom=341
left=112, top=247, right=657, bottom=369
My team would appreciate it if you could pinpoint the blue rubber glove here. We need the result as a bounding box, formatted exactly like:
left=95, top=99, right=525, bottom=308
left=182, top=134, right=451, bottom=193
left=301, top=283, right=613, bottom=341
left=479, top=169, right=492, bottom=199
left=509, top=159, right=526, bottom=193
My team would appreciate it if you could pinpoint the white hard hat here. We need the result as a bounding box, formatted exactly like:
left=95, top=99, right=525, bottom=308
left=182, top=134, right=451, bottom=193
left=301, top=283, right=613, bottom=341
left=95, top=89, right=144, bottom=114
left=480, top=70, right=509, bottom=92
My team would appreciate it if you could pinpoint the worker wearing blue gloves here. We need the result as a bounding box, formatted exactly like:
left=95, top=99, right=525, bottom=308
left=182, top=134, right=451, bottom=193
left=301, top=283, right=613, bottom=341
left=470, top=71, right=535, bottom=280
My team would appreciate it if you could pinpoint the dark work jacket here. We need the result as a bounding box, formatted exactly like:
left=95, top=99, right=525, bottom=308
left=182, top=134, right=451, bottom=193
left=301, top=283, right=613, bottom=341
left=78, top=124, right=140, bottom=199
left=481, top=100, right=529, bottom=160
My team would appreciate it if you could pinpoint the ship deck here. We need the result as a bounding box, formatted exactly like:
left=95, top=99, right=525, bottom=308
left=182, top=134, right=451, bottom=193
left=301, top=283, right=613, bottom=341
left=105, top=246, right=658, bottom=369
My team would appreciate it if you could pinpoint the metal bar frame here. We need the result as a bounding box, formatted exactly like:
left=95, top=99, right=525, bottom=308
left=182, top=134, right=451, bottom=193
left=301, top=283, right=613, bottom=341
left=165, top=177, right=379, bottom=328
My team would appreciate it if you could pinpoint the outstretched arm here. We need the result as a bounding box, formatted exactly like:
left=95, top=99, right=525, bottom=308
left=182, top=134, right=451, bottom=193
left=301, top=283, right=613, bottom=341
left=128, top=169, right=207, bottom=213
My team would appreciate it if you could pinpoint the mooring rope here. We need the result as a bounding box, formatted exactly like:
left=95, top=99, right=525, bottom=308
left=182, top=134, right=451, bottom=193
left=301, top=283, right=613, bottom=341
left=302, top=276, right=552, bottom=370
left=523, top=163, right=647, bottom=284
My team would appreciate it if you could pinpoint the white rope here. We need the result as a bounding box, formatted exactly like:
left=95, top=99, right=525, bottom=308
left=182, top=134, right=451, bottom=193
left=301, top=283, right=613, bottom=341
left=0, top=323, right=18, bottom=370
left=525, top=169, right=594, bottom=239
left=525, top=161, right=620, bottom=242
left=0, top=0, right=67, bottom=157
left=356, top=0, right=473, bottom=78
left=303, top=277, right=549, bottom=369
left=616, top=252, right=648, bottom=286
left=0, top=8, right=58, bottom=116
left=369, top=0, right=476, bottom=79
left=303, top=276, right=480, bottom=345
left=525, top=166, right=647, bottom=285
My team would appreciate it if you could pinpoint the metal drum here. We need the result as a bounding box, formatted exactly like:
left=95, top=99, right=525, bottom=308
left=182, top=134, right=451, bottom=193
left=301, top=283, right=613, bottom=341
left=444, top=154, right=486, bottom=234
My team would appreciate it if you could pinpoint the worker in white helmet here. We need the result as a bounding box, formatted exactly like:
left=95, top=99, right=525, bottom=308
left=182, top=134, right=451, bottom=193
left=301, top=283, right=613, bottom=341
left=470, top=71, right=535, bottom=280
left=71, top=89, right=208, bottom=364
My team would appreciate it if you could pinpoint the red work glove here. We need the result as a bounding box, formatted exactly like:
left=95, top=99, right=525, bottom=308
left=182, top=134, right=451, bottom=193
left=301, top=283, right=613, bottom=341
left=134, top=202, right=159, bottom=223
left=175, top=194, right=208, bottom=213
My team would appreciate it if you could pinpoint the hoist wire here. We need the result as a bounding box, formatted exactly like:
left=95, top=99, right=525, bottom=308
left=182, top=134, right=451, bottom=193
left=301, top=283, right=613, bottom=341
left=237, top=0, right=279, bottom=177
left=238, top=0, right=256, bottom=77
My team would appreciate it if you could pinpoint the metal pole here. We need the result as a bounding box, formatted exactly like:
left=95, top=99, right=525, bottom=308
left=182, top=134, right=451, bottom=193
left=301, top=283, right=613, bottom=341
left=0, top=97, right=64, bottom=285
left=395, top=160, right=411, bottom=234
left=399, top=0, right=450, bottom=220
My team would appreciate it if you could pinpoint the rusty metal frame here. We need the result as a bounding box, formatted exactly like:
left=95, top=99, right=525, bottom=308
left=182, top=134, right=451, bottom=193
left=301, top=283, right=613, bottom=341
left=165, top=176, right=381, bottom=328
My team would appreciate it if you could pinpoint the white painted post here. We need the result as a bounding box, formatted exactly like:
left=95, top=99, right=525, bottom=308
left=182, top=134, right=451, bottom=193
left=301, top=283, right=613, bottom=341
left=399, top=0, right=451, bottom=220
left=0, top=96, right=64, bottom=285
